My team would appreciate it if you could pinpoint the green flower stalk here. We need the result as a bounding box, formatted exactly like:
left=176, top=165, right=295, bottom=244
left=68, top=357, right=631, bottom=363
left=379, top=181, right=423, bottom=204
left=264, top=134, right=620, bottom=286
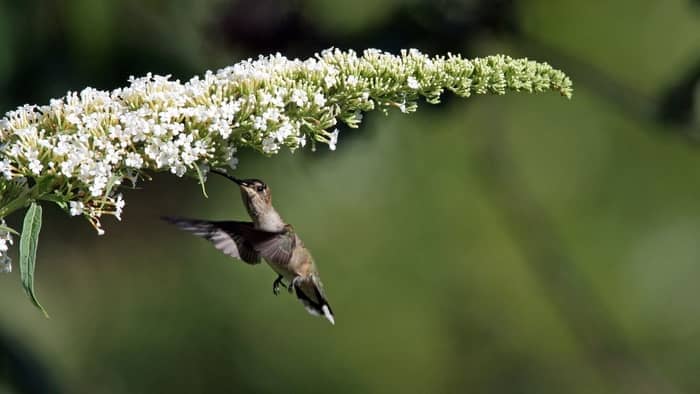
left=0, top=48, right=572, bottom=274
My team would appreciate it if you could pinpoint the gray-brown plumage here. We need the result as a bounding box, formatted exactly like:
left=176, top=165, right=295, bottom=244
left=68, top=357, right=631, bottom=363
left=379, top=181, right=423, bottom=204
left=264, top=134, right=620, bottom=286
left=162, top=170, right=334, bottom=324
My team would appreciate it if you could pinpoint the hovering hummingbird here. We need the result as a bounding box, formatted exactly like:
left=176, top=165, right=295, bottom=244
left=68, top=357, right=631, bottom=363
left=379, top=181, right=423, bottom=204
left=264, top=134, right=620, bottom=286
left=162, top=170, right=335, bottom=325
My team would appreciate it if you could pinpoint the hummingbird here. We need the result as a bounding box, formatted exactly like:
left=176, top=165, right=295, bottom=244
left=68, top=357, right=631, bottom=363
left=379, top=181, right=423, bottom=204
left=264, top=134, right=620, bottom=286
left=162, top=169, right=335, bottom=325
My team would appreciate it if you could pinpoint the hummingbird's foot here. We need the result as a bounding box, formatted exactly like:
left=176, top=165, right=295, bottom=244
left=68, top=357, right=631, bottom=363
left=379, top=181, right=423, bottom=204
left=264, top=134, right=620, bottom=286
left=272, top=275, right=286, bottom=296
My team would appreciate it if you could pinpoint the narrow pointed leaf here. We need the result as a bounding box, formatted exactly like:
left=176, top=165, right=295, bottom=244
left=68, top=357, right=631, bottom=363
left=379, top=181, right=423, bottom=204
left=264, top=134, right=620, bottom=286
left=19, top=202, right=48, bottom=317
left=0, top=224, right=19, bottom=235
left=194, top=164, right=209, bottom=198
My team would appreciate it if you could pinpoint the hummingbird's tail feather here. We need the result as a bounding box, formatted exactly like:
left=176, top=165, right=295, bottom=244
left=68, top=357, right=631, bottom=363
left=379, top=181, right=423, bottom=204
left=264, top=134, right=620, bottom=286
left=293, top=275, right=335, bottom=325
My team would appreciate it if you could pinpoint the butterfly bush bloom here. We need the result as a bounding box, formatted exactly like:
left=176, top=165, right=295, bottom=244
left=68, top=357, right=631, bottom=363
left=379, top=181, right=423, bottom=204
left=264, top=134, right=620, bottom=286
left=0, top=48, right=572, bottom=240
left=0, top=219, right=13, bottom=272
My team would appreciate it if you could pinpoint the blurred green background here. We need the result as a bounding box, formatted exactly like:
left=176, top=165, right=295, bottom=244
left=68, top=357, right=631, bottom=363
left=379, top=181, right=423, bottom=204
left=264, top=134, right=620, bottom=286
left=1, top=0, right=700, bottom=393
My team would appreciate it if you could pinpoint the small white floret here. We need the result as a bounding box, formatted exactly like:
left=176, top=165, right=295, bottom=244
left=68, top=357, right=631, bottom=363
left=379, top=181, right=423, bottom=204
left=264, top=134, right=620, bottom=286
left=328, top=129, right=339, bottom=151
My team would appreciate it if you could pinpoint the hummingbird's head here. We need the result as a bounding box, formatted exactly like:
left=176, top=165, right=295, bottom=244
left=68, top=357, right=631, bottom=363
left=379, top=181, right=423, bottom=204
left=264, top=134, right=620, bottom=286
left=235, top=178, right=272, bottom=218
left=209, top=169, right=279, bottom=226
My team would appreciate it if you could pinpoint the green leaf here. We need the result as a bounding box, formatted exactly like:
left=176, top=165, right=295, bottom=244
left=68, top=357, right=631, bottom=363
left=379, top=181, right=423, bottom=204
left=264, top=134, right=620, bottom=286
left=194, top=164, right=209, bottom=198
left=38, top=194, right=68, bottom=210
left=0, top=224, right=19, bottom=235
left=19, top=202, right=49, bottom=318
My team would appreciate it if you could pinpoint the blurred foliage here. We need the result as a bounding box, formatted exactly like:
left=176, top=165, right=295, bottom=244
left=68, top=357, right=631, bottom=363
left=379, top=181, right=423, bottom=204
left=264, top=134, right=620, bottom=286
left=0, top=0, right=700, bottom=393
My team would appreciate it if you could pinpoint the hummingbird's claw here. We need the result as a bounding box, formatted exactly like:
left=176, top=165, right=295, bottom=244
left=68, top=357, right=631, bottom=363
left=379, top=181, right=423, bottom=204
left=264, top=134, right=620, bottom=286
left=272, top=275, right=286, bottom=296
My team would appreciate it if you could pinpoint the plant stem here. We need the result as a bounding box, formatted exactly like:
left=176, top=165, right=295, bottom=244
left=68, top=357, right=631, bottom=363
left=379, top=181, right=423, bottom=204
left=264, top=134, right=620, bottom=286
left=0, top=189, right=31, bottom=218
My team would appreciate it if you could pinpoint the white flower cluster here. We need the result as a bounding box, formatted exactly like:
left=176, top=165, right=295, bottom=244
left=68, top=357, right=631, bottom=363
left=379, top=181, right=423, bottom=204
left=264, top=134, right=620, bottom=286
left=0, top=48, right=572, bottom=236
left=0, top=219, right=13, bottom=273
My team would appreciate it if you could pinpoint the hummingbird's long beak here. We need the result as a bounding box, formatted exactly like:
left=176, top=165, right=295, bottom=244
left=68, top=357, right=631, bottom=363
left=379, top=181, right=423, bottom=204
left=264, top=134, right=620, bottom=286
left=209, top=169, right=246, bottom=186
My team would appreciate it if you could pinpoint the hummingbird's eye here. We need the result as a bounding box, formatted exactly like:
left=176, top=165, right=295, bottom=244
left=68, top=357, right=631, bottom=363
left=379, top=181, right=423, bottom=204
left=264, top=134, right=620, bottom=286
left=256, top=185, right=265, bottom=192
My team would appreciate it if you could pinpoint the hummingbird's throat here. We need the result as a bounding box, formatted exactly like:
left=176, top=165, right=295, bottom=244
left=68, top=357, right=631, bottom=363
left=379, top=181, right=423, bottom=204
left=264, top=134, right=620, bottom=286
left=254, top=208, right=285, bottom=232
left=240, top=188, right=285, bottom=231
left=245, top=203, right=284, bottom=232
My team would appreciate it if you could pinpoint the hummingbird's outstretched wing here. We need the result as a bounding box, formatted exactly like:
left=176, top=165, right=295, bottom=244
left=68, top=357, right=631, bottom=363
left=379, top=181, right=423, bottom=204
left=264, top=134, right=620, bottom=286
left=162, top=217, right=262, bottom=264
left=163, top=217, right=297, bottom=265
